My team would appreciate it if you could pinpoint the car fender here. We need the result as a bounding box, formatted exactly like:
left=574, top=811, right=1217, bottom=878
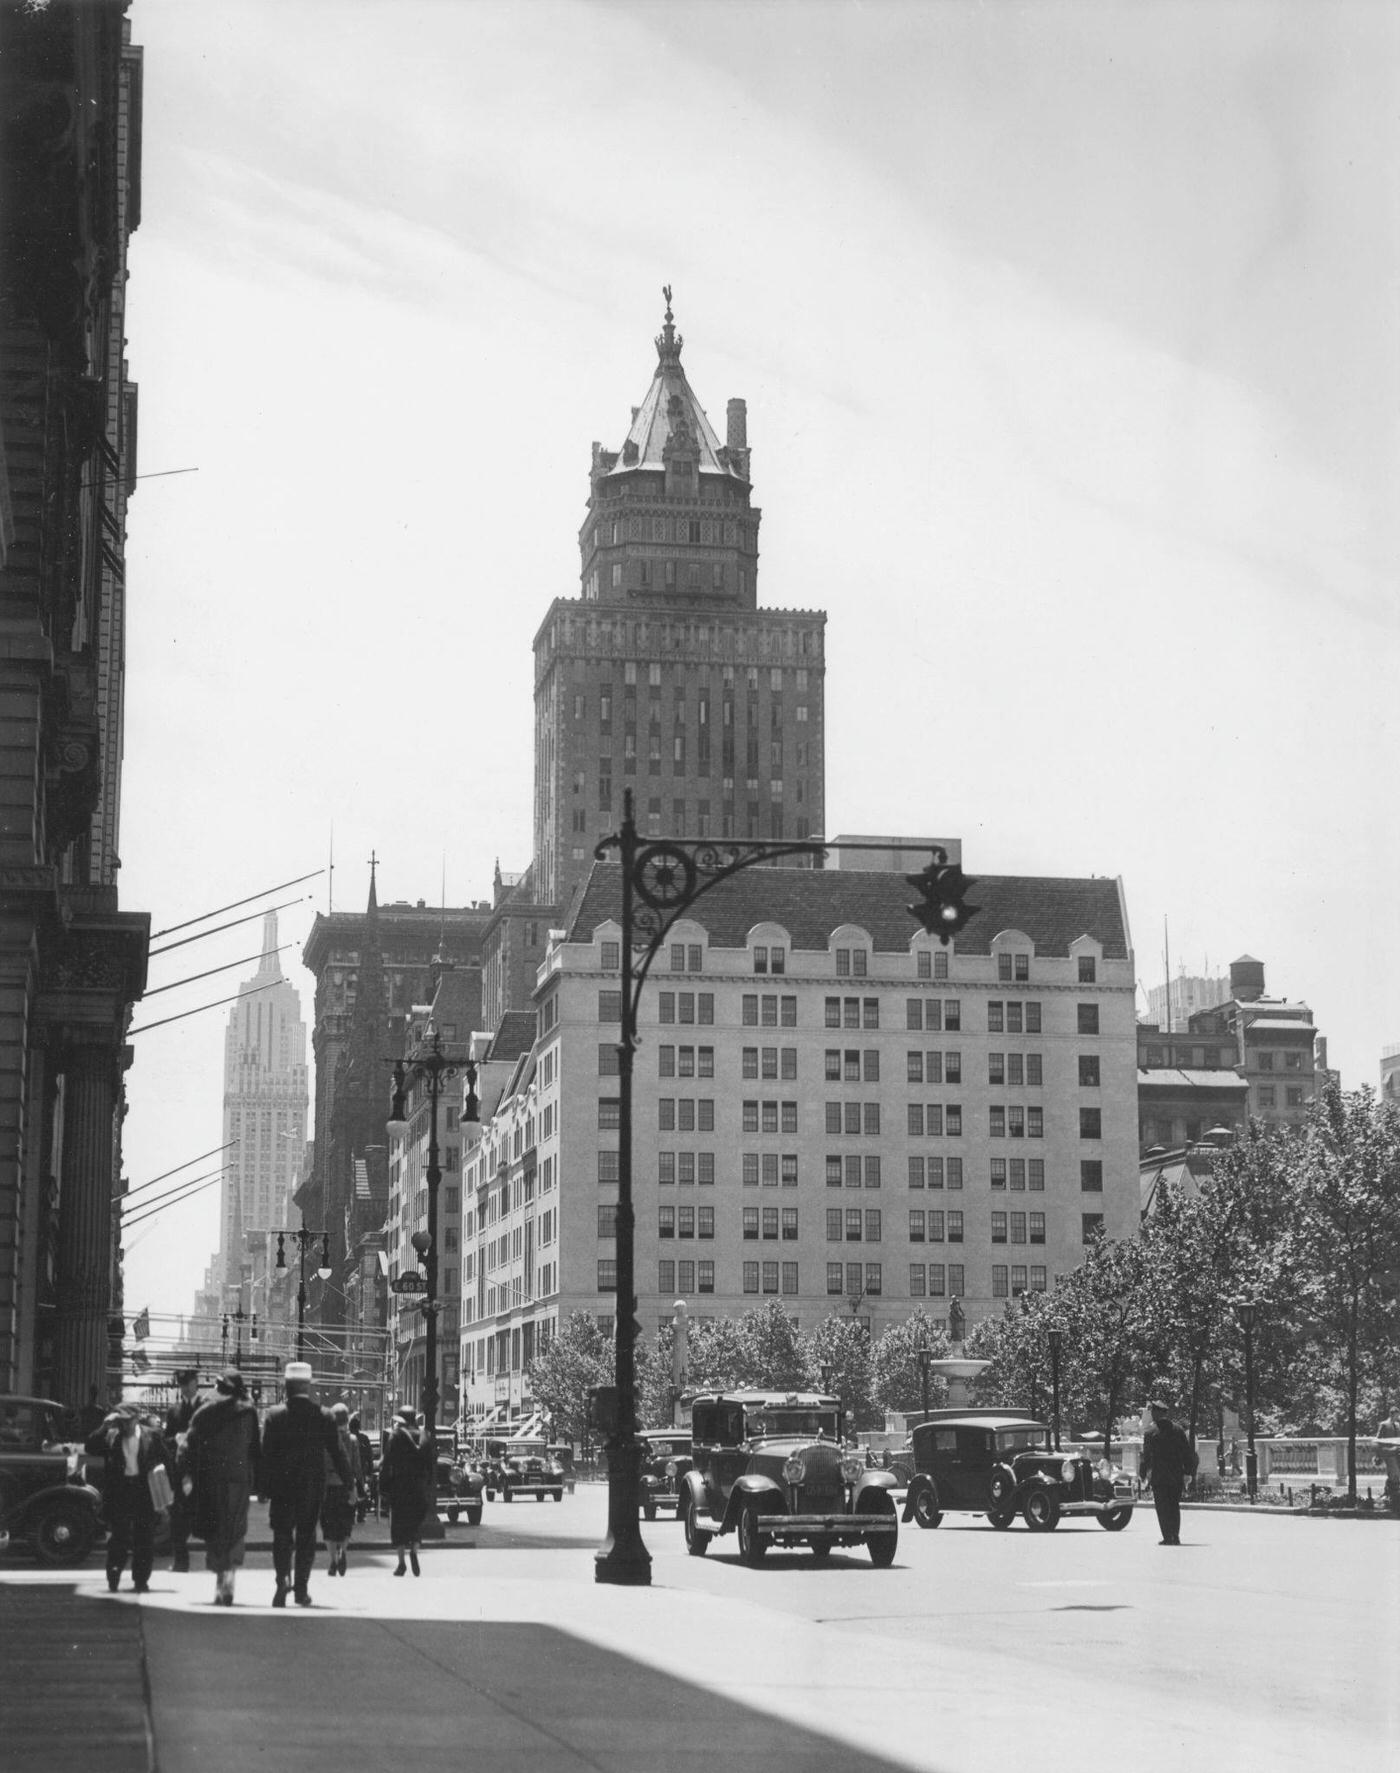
left=722, top=1473, right=785, bottom=1533
left=853, top=1470, right=899, bottom=1511
left=6, top=1480, right=103, bottom=1529
left=679, top=1468, right=710, bottom=1516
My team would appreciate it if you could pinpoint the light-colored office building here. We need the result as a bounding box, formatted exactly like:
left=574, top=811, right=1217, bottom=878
left=459, top=857, right=1137, bottom=1427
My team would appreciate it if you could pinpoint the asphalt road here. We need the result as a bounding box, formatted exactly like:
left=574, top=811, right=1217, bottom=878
left=2, top=1487, right=1395, bottom=1773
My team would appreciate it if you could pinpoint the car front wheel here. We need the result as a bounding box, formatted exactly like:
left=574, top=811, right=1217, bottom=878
left=911, top=1483, right=942, bottom=1530
left=987, top=1506, right=1016, bottom=1529
left=737, top=1502, right=769, bottom=1566
left=502, top=1487, right=513, bottom=1503
left=683, top=1496, right=710, bottom=1557
left=552, top=1490, right=563, bottom=1502
left=1023, top=1488, right=1061, bottom=1532
left=446, top=1506, right=459, bottom=1523
left=33, top=1500, right=96, bottom=1567
left=867, top=1492, right=898, bottom=1567
left=1096, top=1505, right=1133, bottom=1531
left=809, top=1540, right=833, bottom=1564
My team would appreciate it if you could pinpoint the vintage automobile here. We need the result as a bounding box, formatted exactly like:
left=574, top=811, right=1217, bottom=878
left=679, top=1390, right=899, bottom=1566
left=435, top=1431, right=485, bottom=1526
left=483, top=1437, right=565, bottom=1502
left=0, top=1395, right=106, bottom=1566
left=901, top=1409, right=1137, bottom=1532
left=639, top=1428, right=693, bottom=1519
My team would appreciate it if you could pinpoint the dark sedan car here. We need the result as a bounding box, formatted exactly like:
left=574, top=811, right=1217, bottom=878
left=902, top=1409, right=1136, bottom=1532
left=0, top=1395, right=105, bottom=1565
left=639, top=1429, right=693, bottom=1519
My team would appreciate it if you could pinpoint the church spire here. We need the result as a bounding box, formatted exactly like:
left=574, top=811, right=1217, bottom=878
left=366, top=850, right=379, bottom=916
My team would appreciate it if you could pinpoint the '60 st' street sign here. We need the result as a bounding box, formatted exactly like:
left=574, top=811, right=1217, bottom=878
left=390, top=1272, right=427, bottom=1294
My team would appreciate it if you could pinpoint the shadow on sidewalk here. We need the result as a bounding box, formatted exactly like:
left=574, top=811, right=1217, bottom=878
left=139, top=1612, right=934, bottom=1773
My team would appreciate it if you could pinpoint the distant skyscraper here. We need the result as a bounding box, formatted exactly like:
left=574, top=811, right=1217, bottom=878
left=217, top=915, right=308, bottom=1301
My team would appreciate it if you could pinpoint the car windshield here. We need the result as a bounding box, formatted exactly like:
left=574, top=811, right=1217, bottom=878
left=649, top=1436, right=689, bottom=1454
left=997, top=1427, right=1050, bottom=1453
left=746, top=1411, right=839, bottom=1441
left=507, top=1442, right=547, bottom=1457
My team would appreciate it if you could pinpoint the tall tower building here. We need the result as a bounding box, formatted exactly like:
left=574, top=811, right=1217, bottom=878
left=532, top=292, right=827, bottom=907
left=218, top=915, right=308, bottom=1301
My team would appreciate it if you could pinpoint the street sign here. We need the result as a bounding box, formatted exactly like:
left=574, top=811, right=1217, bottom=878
left=390, top=1272, right=427, bottom=1295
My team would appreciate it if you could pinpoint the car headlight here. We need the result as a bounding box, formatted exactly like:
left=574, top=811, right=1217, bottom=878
left=1061, top=1458, right=1079, bottom=1484
left=840, top=1453, right=866, bottom=1485
left=664, top=1460, right=678, bottom=1479
left=1096, top=1458, right=1115, bottom=1480
left=783, top=1456, right=807, bottom=1484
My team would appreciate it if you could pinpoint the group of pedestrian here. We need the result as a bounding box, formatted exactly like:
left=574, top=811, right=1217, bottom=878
left=86, top=1360, right=436, bottom=1607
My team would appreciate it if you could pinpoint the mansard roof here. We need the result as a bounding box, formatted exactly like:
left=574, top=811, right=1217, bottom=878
left=567, top=863, right=1129, bottom=960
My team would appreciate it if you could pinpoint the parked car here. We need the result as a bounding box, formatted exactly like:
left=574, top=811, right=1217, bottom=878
left=482, top=1437, right=564, bottom=1502
left=639, top=1429, right=693, bottom=1519
left=548, top=1444, right=577, bottom=1494
left=435, top=1434, right=485, bottom=1526
left=0, top=1395, right=106, bottom=1566
left=679, top=1390, right=899, bottom=1566
left=902, top=1409, right=1137, bottom=1532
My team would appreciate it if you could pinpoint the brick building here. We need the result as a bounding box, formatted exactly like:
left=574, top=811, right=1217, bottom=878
left=0, top=1, right=149, bottom=1402
left=528, top=293, right=826, bottom=913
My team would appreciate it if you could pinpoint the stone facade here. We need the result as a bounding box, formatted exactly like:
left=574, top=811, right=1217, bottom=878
left=0, top=2, right=149, bottom=1403
left=459, top=861, right=1138, bottom=1425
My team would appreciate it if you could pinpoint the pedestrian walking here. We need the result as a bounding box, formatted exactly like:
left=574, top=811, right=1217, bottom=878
left=260, top=1361, right=351, bottom=1607
left=349, top=1412, right=375, bottom=1520
left=185, top=1368, right=261, bottom=1606
left=321, top=1402, right=361, bottom=1577
left=163, top=1366, right=205, bottom=1571
left=85, top=1405, right=169, bottom=1594
left=379, top=1405, right=435, bottom=1576
left=1140, top=1398, right=1199, bottom=1545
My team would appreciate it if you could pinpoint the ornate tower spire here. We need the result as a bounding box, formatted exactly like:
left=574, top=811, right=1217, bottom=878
left=655, top=283, right=683, bottom=366
left=366, top=850, right=379, bottom=916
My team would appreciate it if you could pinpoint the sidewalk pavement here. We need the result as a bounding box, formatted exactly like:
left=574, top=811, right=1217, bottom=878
left=3, top=1508, right=1393, bottom=1773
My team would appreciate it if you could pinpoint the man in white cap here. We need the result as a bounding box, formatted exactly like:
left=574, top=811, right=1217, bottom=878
left=259, top=1361, right=351, bottom=1606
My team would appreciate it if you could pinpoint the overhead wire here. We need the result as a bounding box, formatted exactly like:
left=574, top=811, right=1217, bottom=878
left=150, top=870, right=324, bottom=941
left=115, top=1141, right=237, bottom=1201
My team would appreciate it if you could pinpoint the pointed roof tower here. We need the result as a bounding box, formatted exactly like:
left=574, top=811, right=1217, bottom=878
left=582, top=288, right=760, bottom=611
left=253, top=911, right=284, bottom=982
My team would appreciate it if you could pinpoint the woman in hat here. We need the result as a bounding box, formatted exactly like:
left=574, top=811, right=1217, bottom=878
left=379, top=1406, right=434, bottom=1575
left=321, top=1402, right=361, bottom=1577
left=185, top=1368, right=262, bottom=1606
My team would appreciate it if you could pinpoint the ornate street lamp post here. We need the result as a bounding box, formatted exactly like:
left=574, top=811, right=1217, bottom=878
left=275, top=1225, right=333, bottom=1360
left=1235, top=1298, right=1259, bottom=1502
left=1047, top=1324, right=1064, bottom=1452
left=386, top=1027, right=480, bottom=1479
left=591, top=791, right=970, bottom=1586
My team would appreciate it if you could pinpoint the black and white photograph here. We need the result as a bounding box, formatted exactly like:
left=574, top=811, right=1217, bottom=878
left=1, top=2, right=1395, bottom=1769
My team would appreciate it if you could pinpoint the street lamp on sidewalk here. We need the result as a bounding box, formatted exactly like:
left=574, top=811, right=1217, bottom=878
left=1047, top=1324, right=1064, bottom=1452
left=590, top=791, right=971, bottom=1586
left=385, top=1026, right=480, bottom=1480
left=275, top=1225, right=333, bottom=1360
left=1235, top=1298, right=1260, bottom=1502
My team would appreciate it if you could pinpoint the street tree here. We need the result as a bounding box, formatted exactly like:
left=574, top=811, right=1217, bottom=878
left=805, top=1314, right=878, bottom=1431
left=966, top=1290, right=1057, bottom=1420
left=1293, top=1085, right=1400, bottom=1501
left=524, top=1312, right=613, bottom=1447
left=738, top=1299, right=810, bottom=1390
left=872, top=1309, right=951, bottom=1418
left=1055, top=1235, right=1166, bottom=1459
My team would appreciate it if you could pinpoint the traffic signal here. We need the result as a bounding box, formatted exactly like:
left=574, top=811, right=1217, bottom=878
left=906, top=858, right=979, bottom=944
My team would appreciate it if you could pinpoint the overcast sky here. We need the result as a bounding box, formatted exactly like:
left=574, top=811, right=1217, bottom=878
left=117, top=0, right=1399, bottom=1327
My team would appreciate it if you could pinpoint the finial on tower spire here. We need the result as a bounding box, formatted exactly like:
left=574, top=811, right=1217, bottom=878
left=656, top=284, right=682, bottom=365
left=367, top=850, right=378, bottom=914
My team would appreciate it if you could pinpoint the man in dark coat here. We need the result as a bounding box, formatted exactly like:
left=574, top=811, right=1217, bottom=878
left=163, top=1367, right=204, bottom=1571
left=259, top=1361, right=350, bottom=1607
left=85, top=1405, right=169, bottom=1594
left=1139, top=1398, right=1198, bottom=1545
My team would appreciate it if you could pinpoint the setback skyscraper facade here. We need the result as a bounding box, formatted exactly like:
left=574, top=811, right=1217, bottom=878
left=218, top=915, right=307, bottom=1304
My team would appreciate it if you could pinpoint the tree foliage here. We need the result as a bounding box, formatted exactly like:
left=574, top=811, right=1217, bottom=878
left=870, top=1309, right=951, bottom=1416
left=525, top=1313, right=613, bottom=1445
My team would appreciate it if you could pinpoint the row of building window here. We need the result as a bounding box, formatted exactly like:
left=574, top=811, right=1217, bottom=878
left=596, top=939, right=1093, bottom=987
left=593, top=993, right=1107, bottom=1035
left=593, top=1204, right=1078, bottom=1247
left=588, top=1149, right=1108, bottom=1193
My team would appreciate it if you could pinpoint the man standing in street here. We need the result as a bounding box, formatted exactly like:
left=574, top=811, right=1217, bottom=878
left=163, top=1367, right=203, bottom=1571
left=260, top=1361, right=350, bottom=1607
left=1140, top=1398, right=1198, bottom=1545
